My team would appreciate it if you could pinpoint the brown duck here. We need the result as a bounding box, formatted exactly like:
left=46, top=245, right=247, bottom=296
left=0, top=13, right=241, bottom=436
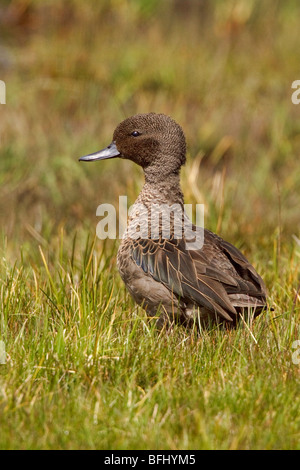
left=80, top=113, right=267, bottom=327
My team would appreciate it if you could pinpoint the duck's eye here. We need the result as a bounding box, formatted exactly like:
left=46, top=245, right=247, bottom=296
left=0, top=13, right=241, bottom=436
left=131, top=131, right=141, bottom=137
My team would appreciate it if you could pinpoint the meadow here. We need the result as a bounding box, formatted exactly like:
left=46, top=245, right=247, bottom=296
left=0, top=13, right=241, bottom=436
left=0, top=0, right=299, bottom=449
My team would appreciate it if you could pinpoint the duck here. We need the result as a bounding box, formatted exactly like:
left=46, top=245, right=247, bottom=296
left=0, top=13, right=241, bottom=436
left=79, top=112, right=267, bottom=328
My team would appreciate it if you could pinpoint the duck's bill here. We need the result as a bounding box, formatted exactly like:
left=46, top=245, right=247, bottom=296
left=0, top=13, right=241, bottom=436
left=79, top=141, right=120, bottom=162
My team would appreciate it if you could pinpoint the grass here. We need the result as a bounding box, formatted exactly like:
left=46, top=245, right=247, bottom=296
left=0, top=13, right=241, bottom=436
left=0, top=233, right=299, bottom=449
left=0, top=0, right=300, bottom=450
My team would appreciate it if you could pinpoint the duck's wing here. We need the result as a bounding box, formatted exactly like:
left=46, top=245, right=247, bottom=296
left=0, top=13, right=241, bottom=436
left=131, top=234, right=236, bottom=321
left=197, top=230, right=267, bottom=306
left=130, top=229, right=267, bottom=321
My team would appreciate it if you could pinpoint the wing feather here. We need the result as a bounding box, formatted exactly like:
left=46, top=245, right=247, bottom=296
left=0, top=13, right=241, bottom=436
left=130, top=228, right=267, bottom=320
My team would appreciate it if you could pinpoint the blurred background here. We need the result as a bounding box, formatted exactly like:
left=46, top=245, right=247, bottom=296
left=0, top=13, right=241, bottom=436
left=0, top=0, right=300, bottom=266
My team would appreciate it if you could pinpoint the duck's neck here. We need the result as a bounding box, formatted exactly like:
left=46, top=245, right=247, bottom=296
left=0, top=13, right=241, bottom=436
left=137, top=172, right=184, bottom=207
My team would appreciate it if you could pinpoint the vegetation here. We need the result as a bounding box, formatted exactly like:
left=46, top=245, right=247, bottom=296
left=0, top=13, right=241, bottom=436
left=0, top=0, right=299, bottom=449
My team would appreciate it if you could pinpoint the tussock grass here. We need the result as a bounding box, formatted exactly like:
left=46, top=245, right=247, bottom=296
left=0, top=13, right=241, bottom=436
left=0, top=0, right=300, bottom=449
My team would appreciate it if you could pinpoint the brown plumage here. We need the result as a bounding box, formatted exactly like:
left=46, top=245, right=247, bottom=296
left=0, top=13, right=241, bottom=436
left=80, top=113, right=268, bottom=328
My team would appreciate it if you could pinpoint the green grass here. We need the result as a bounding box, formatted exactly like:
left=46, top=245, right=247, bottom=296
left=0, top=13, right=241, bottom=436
left=0, top=233, right=299, bottom=449
left=0, top=0, right=300, bottom=449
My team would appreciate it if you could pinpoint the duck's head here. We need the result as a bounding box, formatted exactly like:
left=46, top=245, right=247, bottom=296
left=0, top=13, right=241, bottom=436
left=79, top=113, right=186, bottom=181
